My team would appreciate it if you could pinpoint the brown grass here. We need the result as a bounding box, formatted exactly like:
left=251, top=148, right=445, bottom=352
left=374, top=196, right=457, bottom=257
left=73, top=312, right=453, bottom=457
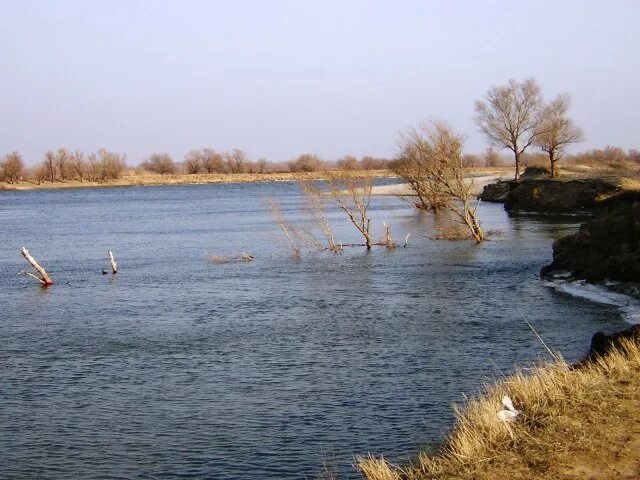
left=358, top=340, right=640, bottom=480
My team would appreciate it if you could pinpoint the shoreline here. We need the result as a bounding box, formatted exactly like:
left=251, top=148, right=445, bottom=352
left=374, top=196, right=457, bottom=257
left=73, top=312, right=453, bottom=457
left=0, top=167, right=513, bottom=193
left=0, top=170, right=395, bottom=192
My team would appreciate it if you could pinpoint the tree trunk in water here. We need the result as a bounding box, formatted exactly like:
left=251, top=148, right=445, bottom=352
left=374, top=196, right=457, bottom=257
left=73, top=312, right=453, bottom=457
left=364, top=232, right=372, bottom=250
left=108, top=251, right=118, bottom=274
left=20, top=247, right=53, bottom=285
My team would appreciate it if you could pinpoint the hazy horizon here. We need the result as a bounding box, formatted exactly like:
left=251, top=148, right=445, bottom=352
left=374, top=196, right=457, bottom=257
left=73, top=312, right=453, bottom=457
left=2, top=0, right=639, bottom=166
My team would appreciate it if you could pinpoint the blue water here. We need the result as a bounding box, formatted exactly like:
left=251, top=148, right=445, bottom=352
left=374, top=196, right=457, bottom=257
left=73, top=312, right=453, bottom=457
left=0, top=181, right=626, bottom=479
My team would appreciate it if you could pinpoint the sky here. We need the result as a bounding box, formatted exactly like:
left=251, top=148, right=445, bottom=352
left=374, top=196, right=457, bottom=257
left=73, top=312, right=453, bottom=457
left=1, top=0, right=639, bottom=166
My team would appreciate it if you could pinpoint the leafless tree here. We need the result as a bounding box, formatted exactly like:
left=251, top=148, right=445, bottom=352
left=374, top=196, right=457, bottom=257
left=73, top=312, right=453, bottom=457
left=43, top=151, right=56, bottom=182
left=86, top=152, right=101, bottom=181
left=336, top=155, right=360, bottom=171
left=184, top=150, right=203, bottom=174
left=202, top=148, right=225, bottom=173
left=70, top=150, right=86, bottom=181
left=254, top=158, right=268, bottom=174
left=265, top=197, right=302, bottom=257
left=56, top=148, right=71, bottom=181
left=288, top=153, right=322, bottom=173
left=324, top=171, right=374, bottom=249
left=299, top=181, right=341, bottom=252
left=1, top=152, right=25, bottom=183
left=400, top=121, right=484, bottom=243
left=360, top=155, right=389, bottom=170
left=474, top=78, right=544, bottom=179
left=141, top=153, right=177, bottom=174
left=99, top=149, right=127, bottom=180
left=392, top=129, right=449, bottom=213
left=226, top=148, right=248, bottom=174
left=535, top=94, right=583, bottom=178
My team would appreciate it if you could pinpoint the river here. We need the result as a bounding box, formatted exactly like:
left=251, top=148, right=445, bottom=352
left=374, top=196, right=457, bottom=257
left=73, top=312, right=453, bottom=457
left=0, top=181, right=628, bottom=479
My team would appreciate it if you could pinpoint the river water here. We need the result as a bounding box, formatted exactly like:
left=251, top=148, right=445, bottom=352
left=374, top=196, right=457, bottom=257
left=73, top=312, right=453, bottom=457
left=0, top=181, right=628, bottom=479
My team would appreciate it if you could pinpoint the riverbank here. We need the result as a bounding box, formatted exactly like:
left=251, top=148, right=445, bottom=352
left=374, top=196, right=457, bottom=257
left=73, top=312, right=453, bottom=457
left=0, top=167, right=514, bottom=193
left=0, top=170, right=394, bottom=192
left=359, top=338, right=640, bottom=480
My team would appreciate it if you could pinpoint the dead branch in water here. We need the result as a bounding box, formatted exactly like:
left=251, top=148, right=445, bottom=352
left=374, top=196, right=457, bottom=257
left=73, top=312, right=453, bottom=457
left=379, top=222, right=397, bottom=249
left=108, top=251, right=118, bottom=274
left=20, top=247, right=53, bottom=286
left=265, top=197, right=304, bottom=257
left=102, top=250, right=119, bottom=275
left=299, top=180, right=341, bottom=252
left=209, top=251, right=255, bottom=264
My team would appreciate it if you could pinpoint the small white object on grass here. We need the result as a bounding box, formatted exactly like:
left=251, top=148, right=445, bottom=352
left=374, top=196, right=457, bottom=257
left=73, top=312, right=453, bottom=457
left=497, top=395, right=519, bottom=422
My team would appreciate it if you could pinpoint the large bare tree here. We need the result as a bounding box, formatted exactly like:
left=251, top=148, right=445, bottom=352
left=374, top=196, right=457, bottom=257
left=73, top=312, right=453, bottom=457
left=474, top=78, right=544, bottom=179
left=535, top=94, right=583, bottom=178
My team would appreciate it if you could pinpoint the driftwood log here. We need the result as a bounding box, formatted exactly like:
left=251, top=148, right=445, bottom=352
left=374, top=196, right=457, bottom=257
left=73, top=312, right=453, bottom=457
left=108, top=251, right=118, bottom=274
left=20, top=247, right=53, bottom=286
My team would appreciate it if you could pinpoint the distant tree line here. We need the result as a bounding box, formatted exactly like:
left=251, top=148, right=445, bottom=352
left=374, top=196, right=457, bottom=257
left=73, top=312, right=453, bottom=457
left=132, top=150, right=391, bottom=175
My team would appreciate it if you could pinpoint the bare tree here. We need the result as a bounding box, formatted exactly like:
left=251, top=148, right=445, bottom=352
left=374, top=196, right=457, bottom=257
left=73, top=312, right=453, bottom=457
left=226, top=148, right=248, bottom=174
left=324, top=171, right=374, bottom=249
left=535, top=94, right=583, bottom=178
left=299, top=180, right=341, bottom=252
left=43, top=151, right=56, bottom=182
left=254, top=158, right=268, bottom=174
left=141, top=153, right=177, bottom=174
left=336, top=155, right=360, bottom=171
left=99, top=149, right=127, bottom=180
left=70, top=150, right=86, bottom=181
left=474, top=78, right=544, bottom=179
left=202, top=148, right=225, bottom=173
left=56, top=148, right=71, bottom=181
left=392, top=129, right=449, bottom=213
left=1, top=152, right=25, bottom=183
left=360, top=155, right=389, bottom=170
left=86, top=152, right=100, bottom=181
left=288, top=153, right=322, bottom=173
left=184, top=150, right=203, bottom=174
left=400, top=121, right=484, bottom=243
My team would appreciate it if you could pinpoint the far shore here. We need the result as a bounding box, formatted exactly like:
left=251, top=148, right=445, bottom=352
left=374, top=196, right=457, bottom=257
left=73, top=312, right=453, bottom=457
left=0, top=167, right=514, bottom=194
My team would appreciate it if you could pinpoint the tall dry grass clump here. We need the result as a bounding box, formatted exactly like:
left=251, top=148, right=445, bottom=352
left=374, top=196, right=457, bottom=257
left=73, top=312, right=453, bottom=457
left=359, top=340, right=640, bottom=480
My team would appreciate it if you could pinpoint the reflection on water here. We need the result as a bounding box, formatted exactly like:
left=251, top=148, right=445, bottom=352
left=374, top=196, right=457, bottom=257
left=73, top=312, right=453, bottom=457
left=0, top=182, right=627, bottom=479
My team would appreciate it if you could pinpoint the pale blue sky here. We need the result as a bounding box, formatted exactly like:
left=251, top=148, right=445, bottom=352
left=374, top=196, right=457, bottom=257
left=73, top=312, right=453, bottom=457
left=1, top=0, right=638, bottom=165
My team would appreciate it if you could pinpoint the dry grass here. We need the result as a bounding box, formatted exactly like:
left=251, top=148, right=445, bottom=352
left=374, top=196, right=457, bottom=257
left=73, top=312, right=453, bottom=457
left=358, top=340, right=640, bottom=480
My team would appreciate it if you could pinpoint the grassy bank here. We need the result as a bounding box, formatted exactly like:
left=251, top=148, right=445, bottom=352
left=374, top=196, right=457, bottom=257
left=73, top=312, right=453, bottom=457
left=359, top=340, right=640, bottom=480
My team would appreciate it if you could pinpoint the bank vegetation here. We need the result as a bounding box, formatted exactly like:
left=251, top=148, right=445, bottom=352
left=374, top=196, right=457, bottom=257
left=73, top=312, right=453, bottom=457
left=358, top=339, right=640, bottom=480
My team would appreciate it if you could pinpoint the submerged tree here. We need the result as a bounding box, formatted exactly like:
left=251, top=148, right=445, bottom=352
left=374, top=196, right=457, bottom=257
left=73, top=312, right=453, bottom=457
left=399, top=121, right=485, bottom=243
left=392, top=129, right=449, bottom=213
left=535, top=94, right=583, bottom=178
left=474, top=78, right=544, bottom=180
left=323, top=171, right=375, bottom=249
